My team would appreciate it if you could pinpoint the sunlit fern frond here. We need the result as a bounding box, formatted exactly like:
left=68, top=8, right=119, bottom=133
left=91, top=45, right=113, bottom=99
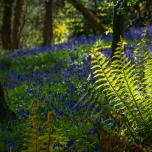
left=143, top=51, right=152, bottom=96
left=129, top=38, right=152, bottom=121
left=142, top=50, right=152, bottom=115
left=91, top=49, right=133, bottom=118
left=134, top=38, right=147, bottom=91
left=114, top=40, right=145, bottom=122
left=91, top=38, right=152, bottom=128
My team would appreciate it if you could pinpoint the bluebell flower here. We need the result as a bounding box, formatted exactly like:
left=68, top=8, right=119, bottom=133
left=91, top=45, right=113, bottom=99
left=102, top=48, right=111, bottom=57
left=88, top=127, right=96, bottom=135
left=64, top=100, right=77, bottom=110
left=67, top=139, right=74, bottom=148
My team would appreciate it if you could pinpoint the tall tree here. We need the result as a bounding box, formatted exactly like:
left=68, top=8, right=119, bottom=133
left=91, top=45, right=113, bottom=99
left=43, top=0, right=53, bottom=46
left=67, top=0, right=106, bottom=35
left=111, top=0, right=126, bottom=57
left=1, top=0, right=14, bottom=49
left=12, top=0, right=25, bottom=49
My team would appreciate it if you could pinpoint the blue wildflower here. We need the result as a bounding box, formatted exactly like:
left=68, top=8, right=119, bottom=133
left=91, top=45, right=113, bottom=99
left=67, top=139, right=74, bottom=148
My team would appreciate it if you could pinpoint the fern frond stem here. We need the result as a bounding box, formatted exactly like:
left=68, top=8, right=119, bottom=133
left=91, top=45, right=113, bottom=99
left=122, top=69, right=145, bottom=122
left=47, top=112, right=55, bottom=152
left=123, top=116, right=139, bottom=143
left=47, top=127, right=51, bottom=152
left=35, top=125, right=39, bottom=152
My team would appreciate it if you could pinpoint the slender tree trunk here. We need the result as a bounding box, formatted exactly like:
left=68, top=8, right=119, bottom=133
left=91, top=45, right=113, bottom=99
left=67, top=0, right=106, bottom=35
left=0, top=82, right=15, bottom=122
left=111, top=1, right=126, bottom=58
left=12, top=0, right=25, bottom=49
left=1, top=0, right=14, bottom=50
left=43, top=0, right=53, bottom=46
left=93, top=0, right=98, bottom=9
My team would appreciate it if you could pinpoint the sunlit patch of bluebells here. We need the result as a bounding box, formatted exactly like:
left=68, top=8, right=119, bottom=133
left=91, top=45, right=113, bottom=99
left=7, top=35, right=101, bottom=58
left=3, top=26, right=152, bottom=59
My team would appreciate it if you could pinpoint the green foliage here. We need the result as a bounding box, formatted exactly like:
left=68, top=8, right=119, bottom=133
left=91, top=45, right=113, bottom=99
left=127, top=0, right=140, bottom=6
left=0, top=56, right=12, bottom=69
left=77, top=78, right=130, bottom=151
left=0, top=120, right=24, bottom=152
left=22, top=99, right=67, bottom=152
left=67, top=0, right=113, bottom=37
left=91, top=38, right=152, bottom=144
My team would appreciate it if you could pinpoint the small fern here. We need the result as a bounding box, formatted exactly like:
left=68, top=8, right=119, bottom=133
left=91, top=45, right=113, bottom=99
left=21, top=99, right=41, bottom=152
left=21, top=99, right=68, bottom=152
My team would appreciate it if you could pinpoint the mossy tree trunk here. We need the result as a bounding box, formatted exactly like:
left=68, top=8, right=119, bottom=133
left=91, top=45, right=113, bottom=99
left=43, top=0, right=53, bottom=46
left=1, top=0, right=14, bottom=50
left=67, top=0, right=106, bottom=35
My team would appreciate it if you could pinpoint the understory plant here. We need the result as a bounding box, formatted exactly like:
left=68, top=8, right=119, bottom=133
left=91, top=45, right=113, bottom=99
left=21, top=99, right=67, bottom=152
left=91, top=38, right=152, bottom=148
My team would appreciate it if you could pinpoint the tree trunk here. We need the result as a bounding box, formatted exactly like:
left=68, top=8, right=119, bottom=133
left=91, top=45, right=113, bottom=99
left=67, top=0, right=106, bottom=35
left=0, top=82, right=15, bottom=122
left=1, top=0, right=14, bottom=50
left=12, top=0, right=25, bottom=49
left=111, top=1, right=126, bottom=58
left=43, top=0, right=53, bottom=46
left=93, top=0, right=98, bottom=9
